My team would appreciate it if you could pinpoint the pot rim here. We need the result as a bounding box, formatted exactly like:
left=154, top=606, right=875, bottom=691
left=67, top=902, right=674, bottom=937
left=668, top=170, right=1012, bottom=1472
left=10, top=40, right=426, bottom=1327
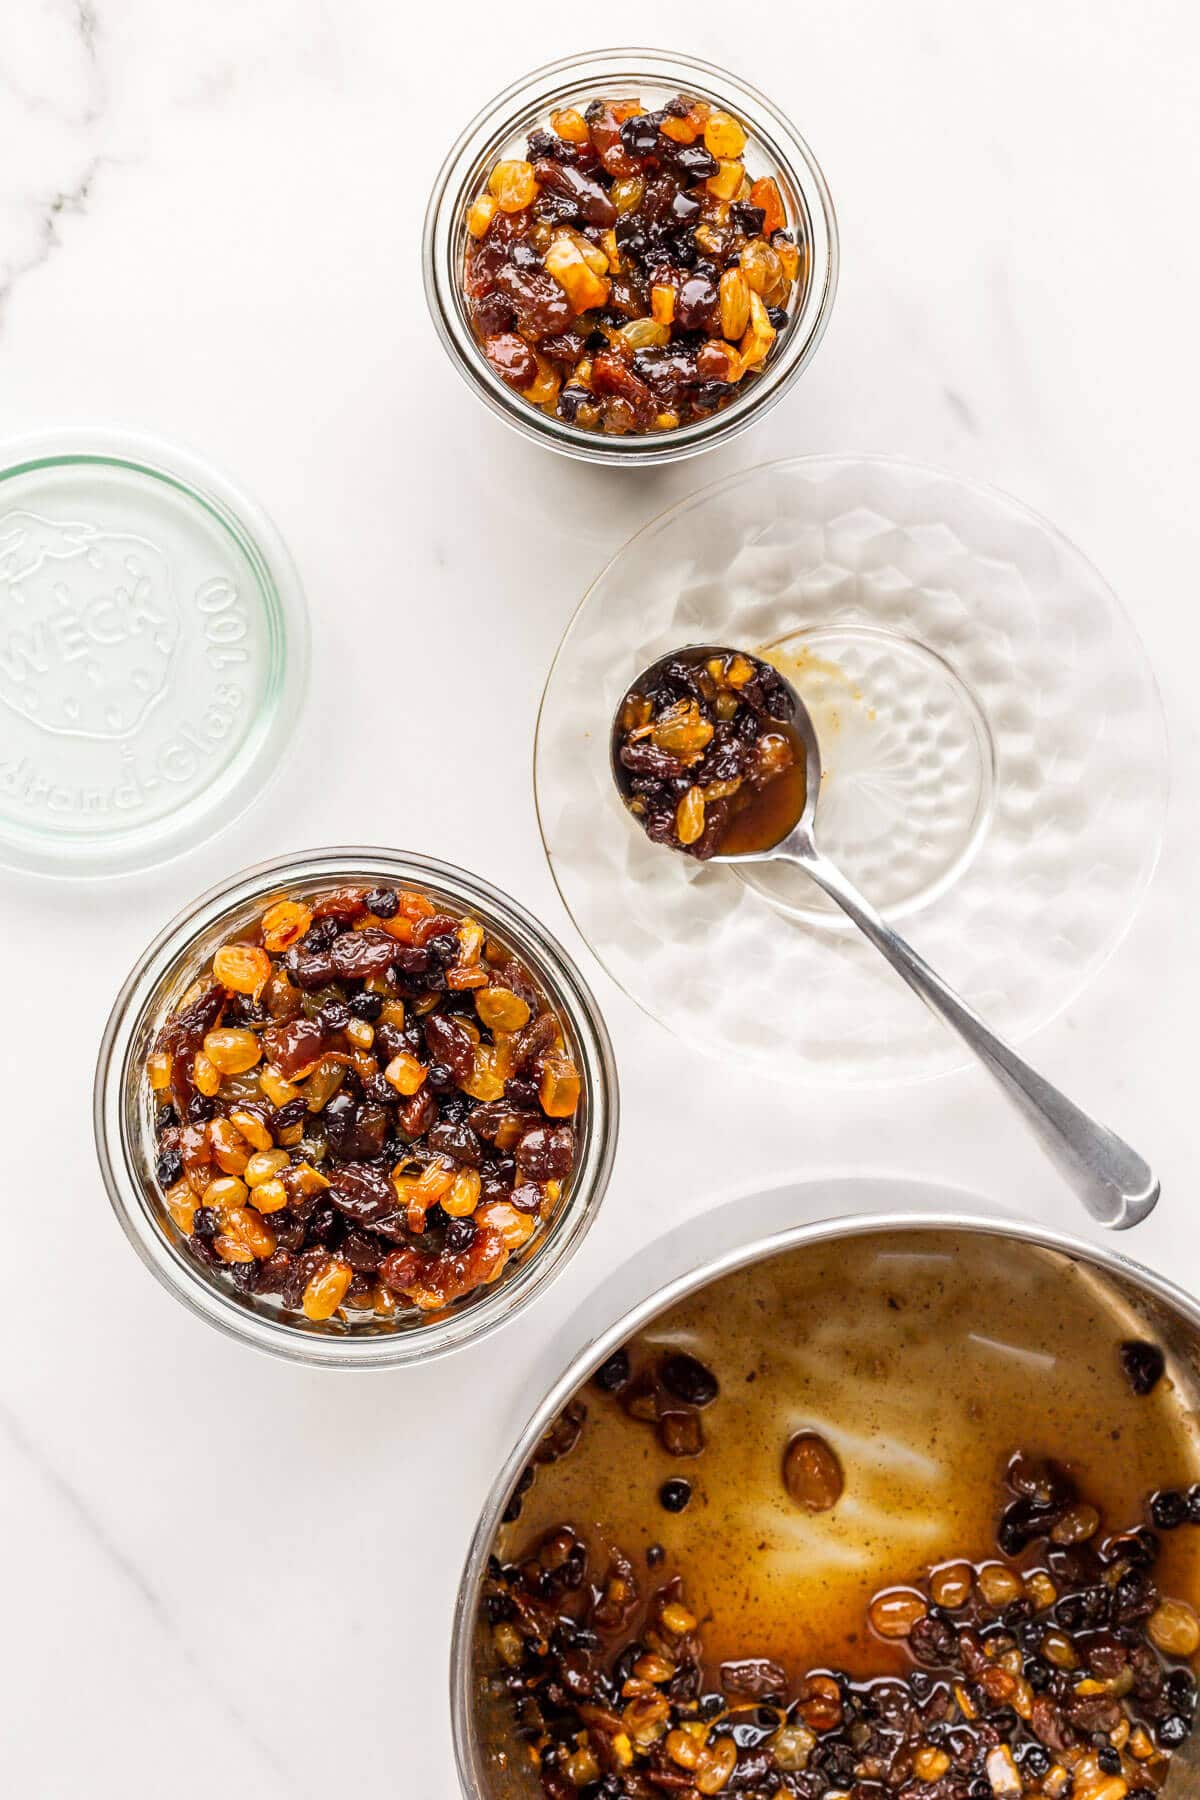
left=449, top=1180, right=1199, bottom=1795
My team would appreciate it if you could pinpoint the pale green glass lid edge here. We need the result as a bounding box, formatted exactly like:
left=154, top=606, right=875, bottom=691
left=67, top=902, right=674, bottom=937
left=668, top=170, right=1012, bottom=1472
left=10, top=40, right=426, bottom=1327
left=0, top=425, right=310, bottom=880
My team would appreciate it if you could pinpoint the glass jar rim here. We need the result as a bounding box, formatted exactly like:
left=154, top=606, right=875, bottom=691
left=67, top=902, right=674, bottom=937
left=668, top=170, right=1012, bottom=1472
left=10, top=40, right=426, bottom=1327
left=422, top=47, right=839, bottom=466
left=94, top=846, right=619, bottom=1367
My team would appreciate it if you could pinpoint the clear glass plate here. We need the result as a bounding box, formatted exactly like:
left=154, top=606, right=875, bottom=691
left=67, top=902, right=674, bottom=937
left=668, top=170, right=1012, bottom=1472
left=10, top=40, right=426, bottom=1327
left=534, top=456, right=1168, bottom=1084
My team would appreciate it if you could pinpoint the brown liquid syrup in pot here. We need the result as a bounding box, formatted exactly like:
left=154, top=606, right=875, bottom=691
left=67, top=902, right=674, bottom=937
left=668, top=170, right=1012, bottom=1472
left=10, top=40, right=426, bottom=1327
left=500, top=1233, right=1200, bottom=1685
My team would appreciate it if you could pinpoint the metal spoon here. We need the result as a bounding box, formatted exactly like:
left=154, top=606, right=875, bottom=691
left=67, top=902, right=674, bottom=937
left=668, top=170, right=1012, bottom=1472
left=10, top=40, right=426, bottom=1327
left=613, top=646, right=1159, bottom=1232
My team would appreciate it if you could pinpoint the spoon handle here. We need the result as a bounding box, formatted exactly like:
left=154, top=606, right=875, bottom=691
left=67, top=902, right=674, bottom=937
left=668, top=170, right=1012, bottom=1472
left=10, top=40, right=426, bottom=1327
left=792, top=846, right=1159, bottom=1231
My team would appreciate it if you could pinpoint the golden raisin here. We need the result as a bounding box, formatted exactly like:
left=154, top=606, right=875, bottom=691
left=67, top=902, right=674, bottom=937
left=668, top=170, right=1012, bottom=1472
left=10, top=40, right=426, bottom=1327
left=1050, top=1504, right=1100, bottom=1545
left=696, top=1739, right=737, bottom=1795
left=1148, top=1597, right=1200, bottom=1657
left=487, top=159, right=538, bottom=213
left=222, top=1204, right=276, bottom=1260
left=260, top=899, right=312, bottom=952
left=930, top=1563, right=974, bottom=1610
left=675, top=786, right=706, bottom=846
left=302, top=1257, right=353, bottom=1321
left=252, top=1178, right=289, bottom=1213
left=466, top=193, right=498, bottom=238
left=228, top=1107, right=273, bottom=1153
left=163, top=1179, right=198, bottom=1235
left=213, top=943, right=272, bottom=996
left=977, top=1564, right=1024, bottom=1609
left=244, top=1149, right=290, bottom=1188
left=782, top=1432, right=844, bottom=1512
left=202, top=1028, right=262, bottom=1076
left=441, top=1168, right=482, bottom=1217
left=475, top=986, right=532, bottom=1032
left=147, top=1051, right=173, bottom=1091
left=739, top=289, right=777, bottom=370
left=719, top=268, right=750, bottom=340
left=193, top=1051, right=221, bottom=1097
left=549, top=107, right=589, bottom=143
left=610, top=176, right=645, bottom=214
left=476, top=1200, right=536, bottom=1249
left=209, top=1116, right=250, bottom=1174
left=867, top=1588, right=928, bottom=1639
left=202, top=1175, right=249, bottom=1209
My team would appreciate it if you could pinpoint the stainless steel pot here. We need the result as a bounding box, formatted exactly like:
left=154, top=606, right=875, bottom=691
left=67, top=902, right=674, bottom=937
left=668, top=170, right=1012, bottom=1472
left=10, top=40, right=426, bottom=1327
left=449, top=1178, right=1200, bottom=1798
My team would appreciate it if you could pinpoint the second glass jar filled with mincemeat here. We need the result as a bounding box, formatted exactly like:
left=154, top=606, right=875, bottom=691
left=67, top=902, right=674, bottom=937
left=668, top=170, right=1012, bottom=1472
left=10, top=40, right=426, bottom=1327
left=463, top=94, right=805, bottom=434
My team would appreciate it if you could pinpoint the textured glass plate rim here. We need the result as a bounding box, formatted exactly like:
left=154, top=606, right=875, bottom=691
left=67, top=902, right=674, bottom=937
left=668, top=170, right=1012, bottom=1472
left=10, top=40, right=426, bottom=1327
left=93, top=846, right=619, bottom=1369
left=0, top=424, right=310, bottom=879
left=533, top=452, right=1171, bottom=1086
left=422, top=46, right=839, bottom=467
left=449, top=1179, right=1200, bottom=1800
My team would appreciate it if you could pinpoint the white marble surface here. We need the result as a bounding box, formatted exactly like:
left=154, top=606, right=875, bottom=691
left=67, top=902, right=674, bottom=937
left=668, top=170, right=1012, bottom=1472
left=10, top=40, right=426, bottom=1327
left=2, top=2, right=1198, bottom=1793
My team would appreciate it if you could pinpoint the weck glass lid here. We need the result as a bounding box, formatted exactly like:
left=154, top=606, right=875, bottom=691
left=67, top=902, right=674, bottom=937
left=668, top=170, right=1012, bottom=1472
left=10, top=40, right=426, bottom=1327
left=0, top=427, right=308, bottom=877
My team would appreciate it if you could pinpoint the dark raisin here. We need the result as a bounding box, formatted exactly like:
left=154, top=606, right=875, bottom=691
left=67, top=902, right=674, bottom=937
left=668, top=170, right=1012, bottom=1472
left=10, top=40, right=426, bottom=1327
left=186, top=1094, right=215, bottom=1123
left=767, top=305, right=789, bottom=329
left=192, top=1206, right=219, bottom=1239
left=660, top=1352, right=719, bottom=1408
left=1159, top=1714, right=1191, bottom=1749
left=301, top=917, right=339, bottom=954
left=670, top=143, right=718, bottom=181
left=618, top=112, right=661, bottom=158
left=155, top=1148, right=183, bottom=1186
left=593, top=1349, right=631, bottom=1393
left=1151, top=1489, right=1188, bottom=1531
left=316, top=999, right=350, bottom=1033
left=154, top=1103, right=178, bottom=1133
left=731, top=201, right=766, bottom=235
left=348, top=991, right=383, bottom=1021
left=445, top=1217, right=477, bottom=1253
left=1120, top=1339, right=1166, bottom=1395
left=659, top=1479, right=692, bottom=1513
